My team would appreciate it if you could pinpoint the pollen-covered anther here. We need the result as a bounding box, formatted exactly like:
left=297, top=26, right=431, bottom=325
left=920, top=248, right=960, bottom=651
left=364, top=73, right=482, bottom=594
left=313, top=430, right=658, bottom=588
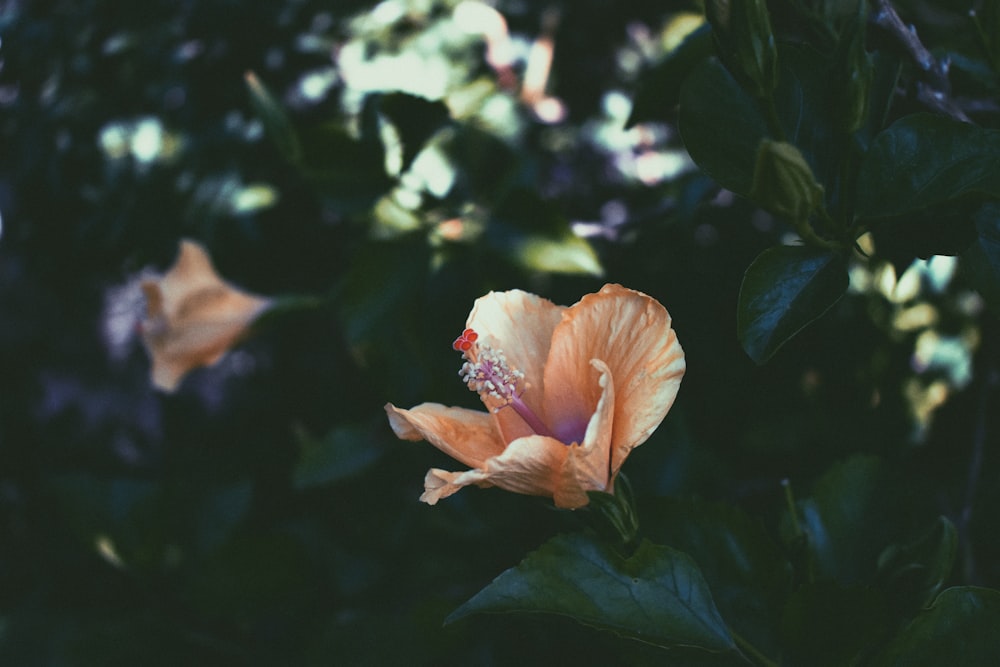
left=459, top=342, right=525, bottom=407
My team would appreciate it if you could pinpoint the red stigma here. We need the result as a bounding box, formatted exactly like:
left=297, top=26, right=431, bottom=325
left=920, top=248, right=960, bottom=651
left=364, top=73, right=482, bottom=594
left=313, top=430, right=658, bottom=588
left=452, top=328, right=479, bottom=352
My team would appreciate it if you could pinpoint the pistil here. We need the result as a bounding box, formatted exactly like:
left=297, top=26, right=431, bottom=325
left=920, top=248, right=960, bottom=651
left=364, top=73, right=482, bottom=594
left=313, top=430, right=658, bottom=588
left=453, top=328, right=557, bottom=439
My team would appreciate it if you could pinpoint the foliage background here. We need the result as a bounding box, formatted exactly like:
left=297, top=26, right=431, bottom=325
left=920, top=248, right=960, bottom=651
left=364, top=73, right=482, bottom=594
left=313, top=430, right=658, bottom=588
left=1, top=0, right=998, bottom=664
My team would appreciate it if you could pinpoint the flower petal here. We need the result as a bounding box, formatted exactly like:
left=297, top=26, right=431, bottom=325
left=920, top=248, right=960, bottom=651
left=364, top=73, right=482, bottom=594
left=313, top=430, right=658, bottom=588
left=481, top=434, right=570, bottom=500
left=467, top=289, right=565, bottom=442
left=544, top=284, right=685, bottom=475
left=554, top=358, right=616, bottom=508
left=384, top=402, right=506, bottom=469
left=140, top=240, right=272, bottom=392
left=420, top=468, right=491, bottom=505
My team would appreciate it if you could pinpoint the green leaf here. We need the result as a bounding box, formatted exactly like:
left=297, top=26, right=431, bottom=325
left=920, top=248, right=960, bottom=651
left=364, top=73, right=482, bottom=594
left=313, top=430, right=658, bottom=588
left=855, top=113, right=1000, bottom=221
left=877, top=516, right=957, bottom=614
left=779, top=581, right=889, bottom=667
left=678, top=58, right=769, bottom=196
left=961, top=201, right=1000, bottom=311
left=245, top=71, right=302, bottom=163
left=446, top=533, right=736, bottom=653
left=796, top=455, right=887, bottom=584
left=627, top=23, right=714, bottom=127
left=771, top=45, right=839, bottom=189
left=486, top=189, right=603, bottom=276
left=292, top=424, right=383, bottom=490
left=644, top=498, right=792, bottom=657
left=873, top=587, right=1000, bottom=667
left=737, top=245, right=849, bottom=364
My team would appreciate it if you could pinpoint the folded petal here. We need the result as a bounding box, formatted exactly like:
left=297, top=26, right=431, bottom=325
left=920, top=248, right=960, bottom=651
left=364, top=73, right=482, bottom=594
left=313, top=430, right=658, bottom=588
left=544, top=284, right=685, bottom=475
left=553, top=359, right=616, bottom=508
left=480, top=434, right=570, bottom=500
left=467, top=289, right=564, bottom=442
left=384, top=402, right=506, bottom=469
left=420, top=468, right=492, bottom=505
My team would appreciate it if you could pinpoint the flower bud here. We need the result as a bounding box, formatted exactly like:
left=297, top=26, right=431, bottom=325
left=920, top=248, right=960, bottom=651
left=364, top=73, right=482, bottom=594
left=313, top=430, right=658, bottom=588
left=750, top=140, right=824, bottom=222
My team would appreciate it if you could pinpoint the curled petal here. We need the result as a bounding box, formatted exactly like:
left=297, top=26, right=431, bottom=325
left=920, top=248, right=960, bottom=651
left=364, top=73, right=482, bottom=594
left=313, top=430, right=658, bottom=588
left=420, top=468, right=491, bottom=505
left=481, top=434, right=571, bottom=501
left=554, top=359, right=616, bottom=508
left=384, top=402, right=506, bottom=469
left=545, top=284, right=685, bottom=475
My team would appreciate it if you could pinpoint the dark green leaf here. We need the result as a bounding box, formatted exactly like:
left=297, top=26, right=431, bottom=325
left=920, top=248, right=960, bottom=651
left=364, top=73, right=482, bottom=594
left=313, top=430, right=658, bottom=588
left=292, top=424, right=384, bottom=490
left=780, top=581, right=888, bottom=667
left=856, top=113, right=1000, bottom=221
left=627, top=24, right=714, bottom=127
left=797, top=455, right=887, bottom=584
left=737, top=245, right=849, bottom=364
left=878, top=516, right=957, bottom=613
left=447, top=533, right=736, bottom=653
left=870, top=198, right=979, bottom=272
left=873, top=587, right=1000, bottom=667
left=772, top=45, right=839, bottom=187
left=960, top=201, right=1000, bottom=311
left=644, top=498, right=792, bottom=657
left=679, top=58, right=768, bottom=196
left=245, top=71, right=302, bottom=163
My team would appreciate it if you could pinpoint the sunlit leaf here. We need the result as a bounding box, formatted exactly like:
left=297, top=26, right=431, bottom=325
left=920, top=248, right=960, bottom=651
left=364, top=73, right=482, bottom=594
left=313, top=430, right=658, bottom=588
left=447, top=533, right=736, bottom=653
left=737, top=245, right=849, bottom=364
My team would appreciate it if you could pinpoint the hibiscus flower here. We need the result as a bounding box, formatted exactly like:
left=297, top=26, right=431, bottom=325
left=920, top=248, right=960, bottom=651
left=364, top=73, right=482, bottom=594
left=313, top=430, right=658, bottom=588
left=385, top=284, right=685, bottom=508
left=140, top=239, right=272, bottom=392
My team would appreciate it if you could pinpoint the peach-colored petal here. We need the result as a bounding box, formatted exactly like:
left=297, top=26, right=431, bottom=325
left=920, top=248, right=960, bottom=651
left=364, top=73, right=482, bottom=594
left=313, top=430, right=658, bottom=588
left=467, top=289, right=565, bottom=442
left=544, top=284, right=685, bottom=475
left=140, top=239, right=272, bottom=392
left=481, top=434, right=570, bottom=500
left=418, top=435, right=571, bottom=505
left=420, top=468, right=492, bottom=505
left=553, top=359, right=616, bottom=507
left=385, top=403, right=506, bottom=469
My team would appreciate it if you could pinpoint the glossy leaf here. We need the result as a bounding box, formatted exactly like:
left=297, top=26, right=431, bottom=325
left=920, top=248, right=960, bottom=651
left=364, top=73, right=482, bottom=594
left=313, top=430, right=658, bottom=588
left=447, top=533, right=736, bottom=653
left=873, top=587, right=1000, bottom=666
left=855, top=113, right=1000, bottom=220
left=679, top=58, right=768, bottom=196
left=780, top=581, right=888, bottom=667
left=644, top=498, right=792, bottom=657
left=737, top=245, right=849, bottom=364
